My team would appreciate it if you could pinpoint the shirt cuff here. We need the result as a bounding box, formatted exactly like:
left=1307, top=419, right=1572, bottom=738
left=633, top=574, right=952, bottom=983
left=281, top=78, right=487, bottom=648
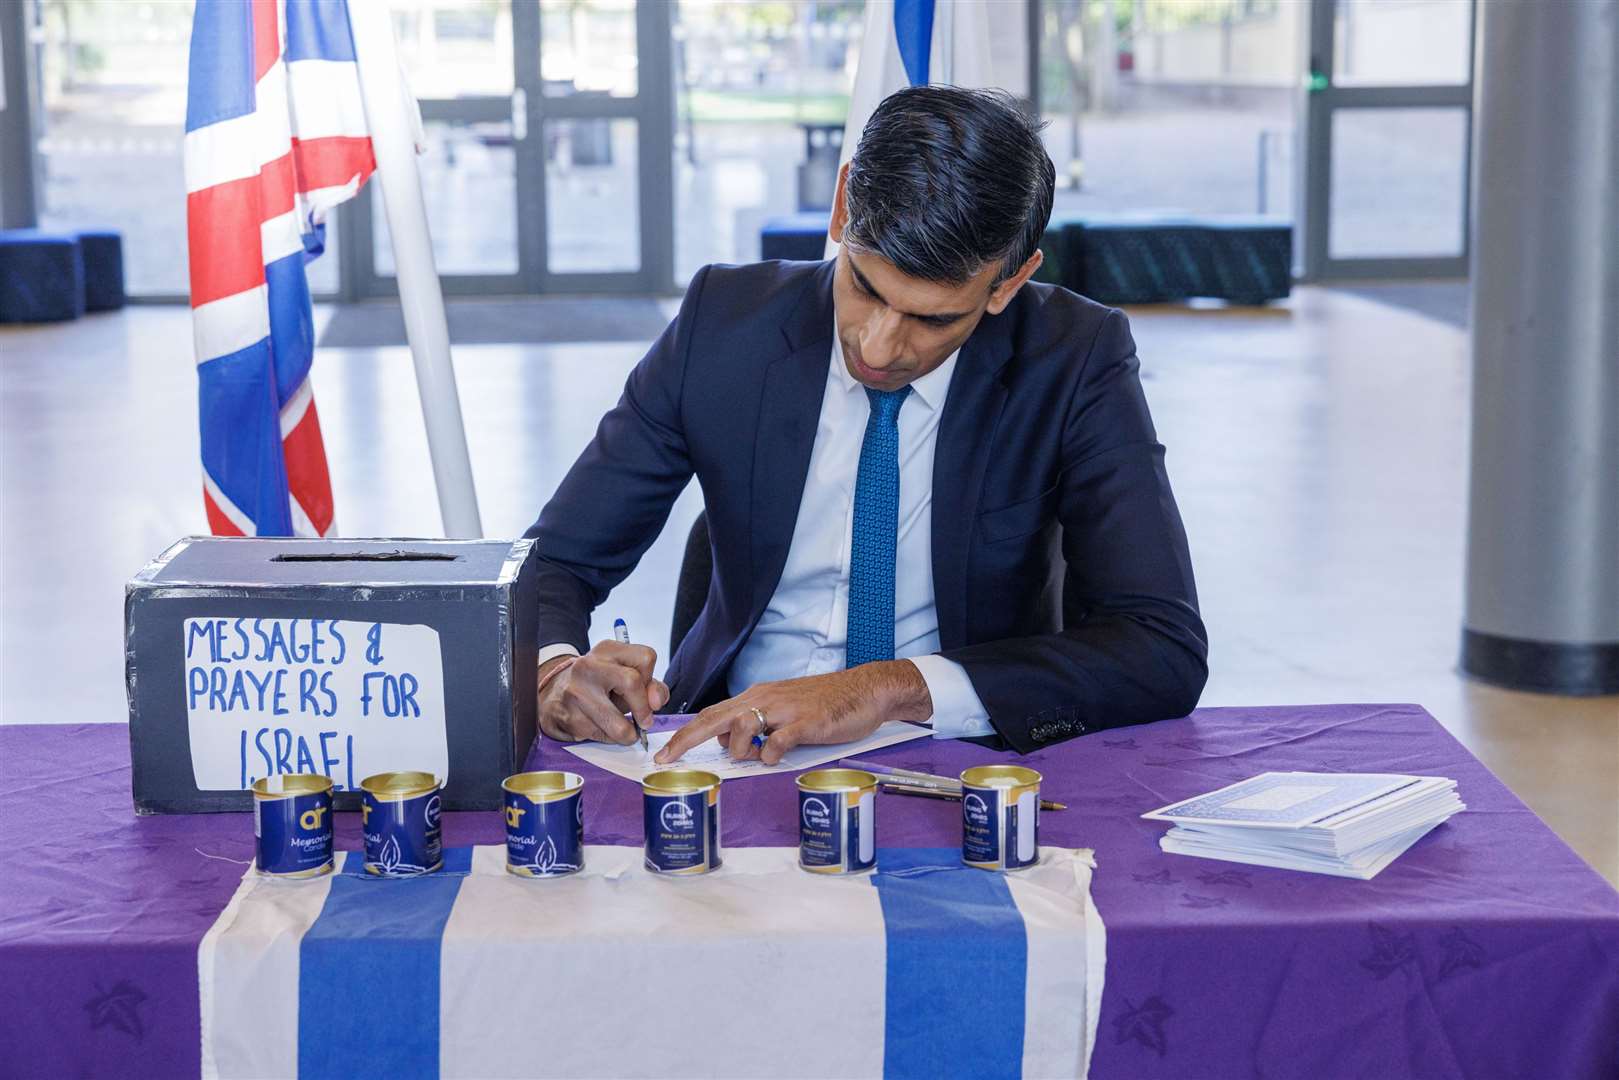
left=905, top=655, right=996, bottom=740
left=538, top=642, right=582, bottom=668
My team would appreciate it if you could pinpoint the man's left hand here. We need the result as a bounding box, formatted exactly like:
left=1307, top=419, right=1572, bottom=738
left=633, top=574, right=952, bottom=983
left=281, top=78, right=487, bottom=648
left=653, top=660, right=933, bottom=766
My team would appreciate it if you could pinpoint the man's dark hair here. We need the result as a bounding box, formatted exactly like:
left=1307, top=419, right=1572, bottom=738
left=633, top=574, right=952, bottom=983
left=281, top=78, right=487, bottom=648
left=843, top=85, right=1055, bottom=287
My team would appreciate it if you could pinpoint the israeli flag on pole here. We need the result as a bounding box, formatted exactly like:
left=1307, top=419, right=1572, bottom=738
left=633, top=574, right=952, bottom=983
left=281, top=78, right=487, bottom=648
left=827, top=0, right=999, bottom=258
left=200, top=845, right=1105, bottom=1078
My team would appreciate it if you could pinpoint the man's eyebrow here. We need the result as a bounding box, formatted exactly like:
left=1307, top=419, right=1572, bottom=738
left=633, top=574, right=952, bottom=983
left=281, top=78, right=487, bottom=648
left=850, top=259, right=972, bottom=325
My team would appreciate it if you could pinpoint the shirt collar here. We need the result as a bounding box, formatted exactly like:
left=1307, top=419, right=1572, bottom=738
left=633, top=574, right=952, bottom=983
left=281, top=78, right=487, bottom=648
left=829, top=326, right=959, bottom=412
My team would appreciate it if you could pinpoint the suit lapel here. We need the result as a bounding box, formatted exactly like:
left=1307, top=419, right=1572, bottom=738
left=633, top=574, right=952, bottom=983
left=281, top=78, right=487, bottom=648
left=749, top=262, right=836, bottom=618
left=931, top=307, right=1015, bottom=650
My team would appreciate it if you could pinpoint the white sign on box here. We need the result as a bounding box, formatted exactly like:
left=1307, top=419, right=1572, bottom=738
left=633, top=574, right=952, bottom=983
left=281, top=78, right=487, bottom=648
left=182, top=617, right=449, bottom=790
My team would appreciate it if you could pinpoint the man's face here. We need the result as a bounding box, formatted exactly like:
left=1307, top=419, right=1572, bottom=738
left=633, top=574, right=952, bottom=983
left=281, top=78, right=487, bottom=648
left=827, top=160, right=1043, bottom=392
left=831, top=247, right=1001, bottom=391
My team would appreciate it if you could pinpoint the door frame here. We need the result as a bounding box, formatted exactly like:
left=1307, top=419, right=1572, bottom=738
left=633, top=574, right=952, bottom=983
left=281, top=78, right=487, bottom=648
left=1299, top=0, right=1476, bottom=281
left=340, top=0, right=675, bottom=300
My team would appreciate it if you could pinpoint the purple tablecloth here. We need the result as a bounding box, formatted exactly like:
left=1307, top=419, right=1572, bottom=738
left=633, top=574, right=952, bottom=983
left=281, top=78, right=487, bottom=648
left=3, top=705, right=1617, bottom=1079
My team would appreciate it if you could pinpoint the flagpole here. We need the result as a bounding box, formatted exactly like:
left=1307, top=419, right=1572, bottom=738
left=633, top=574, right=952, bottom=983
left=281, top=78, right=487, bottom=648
left=346, top=1, right=484, bottom=539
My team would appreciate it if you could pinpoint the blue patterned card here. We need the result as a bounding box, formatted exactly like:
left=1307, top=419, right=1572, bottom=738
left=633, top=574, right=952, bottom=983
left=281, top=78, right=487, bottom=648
left=1142, top=772, right=1422, bottom=828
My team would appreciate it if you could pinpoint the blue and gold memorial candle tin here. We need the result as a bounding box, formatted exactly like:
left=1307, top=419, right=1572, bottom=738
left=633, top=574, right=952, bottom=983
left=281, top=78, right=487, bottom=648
left=796, top=768, right=877, bottom=874
left=360, top=771, right=443, bottom=877
left=252, top=773, right=334, bottom=878
left=502, top=770, right=584, bottom=878
left=961, top=765, right=1042, bottom=871
left=642, top=769, right=721, bottom=875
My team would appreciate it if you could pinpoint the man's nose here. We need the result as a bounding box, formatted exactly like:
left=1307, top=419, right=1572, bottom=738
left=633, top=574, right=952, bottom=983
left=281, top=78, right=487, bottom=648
left=860, top=309, right=908, bottom=369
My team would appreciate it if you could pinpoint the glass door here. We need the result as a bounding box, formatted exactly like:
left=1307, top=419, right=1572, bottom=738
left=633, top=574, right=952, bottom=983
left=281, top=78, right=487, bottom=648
left=1301, top=0, right=1475, bottom=279
left=532, top=0, right=673, bottom=293
left=343, top=1, right=673, bottom=299
left=344, top=1, right=525, bottom=297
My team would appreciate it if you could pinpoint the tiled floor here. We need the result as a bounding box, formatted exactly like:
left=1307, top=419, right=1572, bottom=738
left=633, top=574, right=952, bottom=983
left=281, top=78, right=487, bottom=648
left=2, top=286, right=1614, bottom=883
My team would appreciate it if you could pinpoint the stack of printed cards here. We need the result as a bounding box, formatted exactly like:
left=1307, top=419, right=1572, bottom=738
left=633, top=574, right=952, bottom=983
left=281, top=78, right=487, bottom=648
left=1142, top=772, right=1464, bottom=879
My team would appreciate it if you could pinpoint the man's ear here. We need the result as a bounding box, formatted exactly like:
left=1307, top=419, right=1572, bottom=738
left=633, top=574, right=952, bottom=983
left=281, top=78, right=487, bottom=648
left=828, top=162, right=851, bottom=244
left=985, top=249, right=1044, bottom=315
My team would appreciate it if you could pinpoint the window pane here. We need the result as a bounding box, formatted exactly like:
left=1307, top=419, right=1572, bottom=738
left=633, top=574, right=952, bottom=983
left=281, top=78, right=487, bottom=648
left=391, top=0, right=514, bottom=97
left=1329, top=108, right=1467, bottom=259
left=541, top=0, right=639, bottom=98
left=35, top=0, right=194, bottom=296
left=1042, top=0, right=1301, bottom=221
left=1333, top=0, right=1471, bottom=87
left=374, top=120, right=518, bottom=276
left=671, top=0, right=865, bottom=282
left=545, top=118, right=640, bottom=272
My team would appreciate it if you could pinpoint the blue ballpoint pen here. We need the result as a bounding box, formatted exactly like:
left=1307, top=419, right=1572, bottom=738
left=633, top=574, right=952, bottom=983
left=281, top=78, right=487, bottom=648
left=612, top=618, right=651, bottom=751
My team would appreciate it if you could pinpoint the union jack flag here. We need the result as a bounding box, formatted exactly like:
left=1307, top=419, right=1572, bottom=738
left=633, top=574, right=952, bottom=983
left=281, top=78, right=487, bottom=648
left=184, top=0, right=377, bottom=537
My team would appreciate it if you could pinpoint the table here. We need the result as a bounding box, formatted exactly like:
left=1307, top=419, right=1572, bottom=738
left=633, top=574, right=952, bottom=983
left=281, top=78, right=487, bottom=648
left=4, top=705, right=1617, bottom=1079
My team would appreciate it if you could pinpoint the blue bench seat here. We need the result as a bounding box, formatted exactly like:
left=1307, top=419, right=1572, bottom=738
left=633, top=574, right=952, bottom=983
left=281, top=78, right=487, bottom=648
left=760, top=211, right=1292, bottom=306
left=0, top=230, right=86, bottom=323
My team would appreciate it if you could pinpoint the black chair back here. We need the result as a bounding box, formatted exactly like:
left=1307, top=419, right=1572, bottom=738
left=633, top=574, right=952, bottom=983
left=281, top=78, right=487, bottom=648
left=669, top=511, right=712, bottom=658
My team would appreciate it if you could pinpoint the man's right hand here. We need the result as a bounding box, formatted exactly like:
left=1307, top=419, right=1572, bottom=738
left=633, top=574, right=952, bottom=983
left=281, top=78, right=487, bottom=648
left=537, top=641, right=669, bottom=745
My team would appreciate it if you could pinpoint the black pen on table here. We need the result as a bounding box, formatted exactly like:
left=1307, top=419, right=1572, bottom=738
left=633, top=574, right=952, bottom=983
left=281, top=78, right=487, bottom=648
left=612, top=617, right=650, bottom=752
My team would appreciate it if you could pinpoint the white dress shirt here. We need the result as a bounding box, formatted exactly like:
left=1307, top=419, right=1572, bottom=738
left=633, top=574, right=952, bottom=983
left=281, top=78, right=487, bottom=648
left=540, top=326, right=996, bottom=740
left=725, top=330, right=994, bottom=739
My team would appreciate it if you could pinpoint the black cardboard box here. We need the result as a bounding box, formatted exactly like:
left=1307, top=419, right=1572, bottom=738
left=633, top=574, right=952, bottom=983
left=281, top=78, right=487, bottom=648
left=125, top=537, right=540, bottom=813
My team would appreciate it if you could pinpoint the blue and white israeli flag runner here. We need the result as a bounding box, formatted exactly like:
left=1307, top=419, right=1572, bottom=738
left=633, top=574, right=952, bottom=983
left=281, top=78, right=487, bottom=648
left=200, top=845, right=1105, bottom=1078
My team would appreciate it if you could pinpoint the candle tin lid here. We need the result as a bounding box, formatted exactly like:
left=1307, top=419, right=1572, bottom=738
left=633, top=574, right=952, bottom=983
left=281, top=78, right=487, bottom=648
left=359, top=771, right=440, bottom=800
left=251, top=773, right=334, bottom=799
left=961, top=765, right=1042, bottom=789
left=643, top=769, right=720, bottom=795
left=503, top=771, right=584, bottom=802
left=796, top=768, right=877, bottom=793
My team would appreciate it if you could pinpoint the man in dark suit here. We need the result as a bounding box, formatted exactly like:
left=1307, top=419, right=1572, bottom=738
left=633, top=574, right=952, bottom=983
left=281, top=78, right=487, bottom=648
left=525, top=86, right=1206, bottom=763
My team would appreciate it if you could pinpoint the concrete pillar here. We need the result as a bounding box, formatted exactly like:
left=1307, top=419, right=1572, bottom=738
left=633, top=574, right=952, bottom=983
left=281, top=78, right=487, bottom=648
left=1462, top=0, right=1619, bottom=694
left=0, top=0, right=41, bottom=228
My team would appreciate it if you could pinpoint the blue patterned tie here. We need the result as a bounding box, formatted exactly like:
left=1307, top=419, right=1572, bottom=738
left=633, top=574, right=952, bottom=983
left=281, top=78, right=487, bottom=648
left=846, top=386, right=911, bottom=668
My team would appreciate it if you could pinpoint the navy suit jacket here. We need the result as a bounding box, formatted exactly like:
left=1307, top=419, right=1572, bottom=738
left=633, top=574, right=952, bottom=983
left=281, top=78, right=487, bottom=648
left=525, top=259, right=1207, bottom=753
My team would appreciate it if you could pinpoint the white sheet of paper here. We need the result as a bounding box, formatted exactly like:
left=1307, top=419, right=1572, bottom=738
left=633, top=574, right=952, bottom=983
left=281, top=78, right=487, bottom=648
left=560, top=720, right=932, bottom=782
left=1141, top=771, right=1423, bottom=829
left=182, top=616, right=448, bottom=791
